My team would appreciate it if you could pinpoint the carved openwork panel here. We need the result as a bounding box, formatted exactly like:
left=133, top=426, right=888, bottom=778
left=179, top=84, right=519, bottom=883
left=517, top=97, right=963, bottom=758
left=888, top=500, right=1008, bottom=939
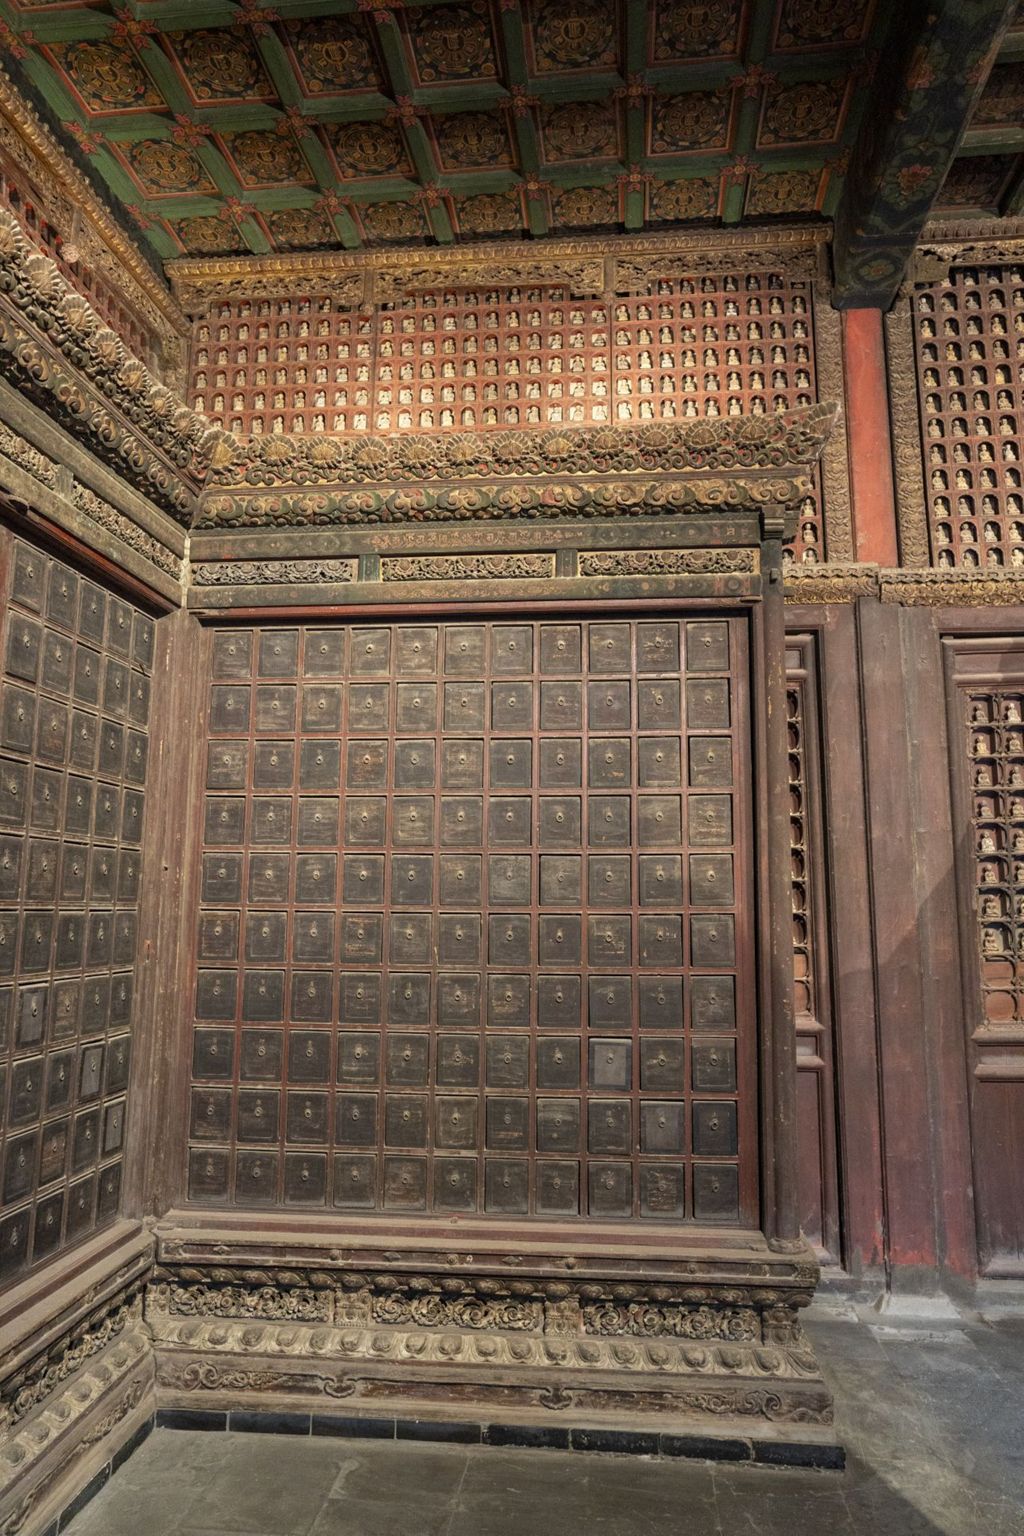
left=189, top=617, right=754, bottom=1224
left=948, top=642, right=1024, bottom=1271
left=188, top=272, right=824, bottom=559
left=961, top=682, right=1024, bottom=1023
left=0, top=536, right=153, bottom=1282
left=914, top=265, right=1024, bottom=569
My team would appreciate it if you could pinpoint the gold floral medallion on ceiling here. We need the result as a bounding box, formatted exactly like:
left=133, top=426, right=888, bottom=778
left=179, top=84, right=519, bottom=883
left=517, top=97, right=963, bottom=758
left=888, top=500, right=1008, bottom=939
left=650, top=177, right=720, bottom=222
left=284, top=15, right=381, bottom=95
left=222, top=130, right=311, bottom=188
left=405, top=1, right=497, bottom=83
left=652, top=1, right=744, bottom=62
left=48, top=40, right=162, bottom=111
left=453, top=191, right=522, bottom=234
left=433, top=111, right=514, bottom=171
left=745, top=168, right=824, bottom=216
left=328, top=120, right=412, bottom=179
left=172, top=30, right=270, bottom=102
left=552, top=184, right=619, bottom=228
left=264, top=208, right=337, bottom=250
left=652, top=90, right=733, bottom=154
left=359, top=200, right=429, bottom=241
left=125, top=139, right=215, bottom=197
left=530, top=0, right=619, bottom=73
left=759, top=80, right=846, bottom=146
left=775, top=0, right=874, bottom=49
left=539, top=101, right=619, bottom=162
left=172, top=216, right=247, bottom=255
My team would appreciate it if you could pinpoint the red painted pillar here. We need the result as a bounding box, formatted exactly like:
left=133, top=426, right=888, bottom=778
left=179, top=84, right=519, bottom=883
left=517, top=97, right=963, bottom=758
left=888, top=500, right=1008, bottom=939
left=842, top=307, right=900, bottom=566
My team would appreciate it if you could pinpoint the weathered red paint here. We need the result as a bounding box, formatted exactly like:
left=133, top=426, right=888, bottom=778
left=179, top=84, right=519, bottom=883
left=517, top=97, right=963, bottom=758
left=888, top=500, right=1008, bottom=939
left=842, top=307, right=900, bottom=567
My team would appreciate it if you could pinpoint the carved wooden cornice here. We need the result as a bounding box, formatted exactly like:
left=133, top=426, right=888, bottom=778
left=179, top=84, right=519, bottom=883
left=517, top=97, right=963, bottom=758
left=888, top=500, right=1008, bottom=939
left=199, top=404, right=837, bottom=532
left=0, top=211, right=228, bottom=523
left=913, top=217, right=1024, bottom=284
left=0, top=63, right=185, bottom=345
left=167, top=224, right=830, bottom=311
left=879, top=569, right=1024, bottom=606
left=784, top=563, right=880, bottom=604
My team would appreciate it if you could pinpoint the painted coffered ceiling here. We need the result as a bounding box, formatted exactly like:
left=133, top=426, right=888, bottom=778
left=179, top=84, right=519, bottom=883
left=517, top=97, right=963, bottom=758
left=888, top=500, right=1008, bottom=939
left=0, top=0, right=891, bottom=263
left=934, top=2, right=1024, bottom=218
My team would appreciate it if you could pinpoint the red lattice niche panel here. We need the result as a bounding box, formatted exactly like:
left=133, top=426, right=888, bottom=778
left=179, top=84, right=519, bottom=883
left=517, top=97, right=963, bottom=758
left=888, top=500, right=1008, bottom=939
left=915, top=266, right=1024, bottom=569
left=188, top=273, right=825, bottom=563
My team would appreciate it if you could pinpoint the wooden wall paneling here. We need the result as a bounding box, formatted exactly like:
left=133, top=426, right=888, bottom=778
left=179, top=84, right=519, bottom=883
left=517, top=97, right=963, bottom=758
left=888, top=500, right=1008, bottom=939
left=785, top=604, right=886, bottom=1282
left=901, top=606, right=976, bottom=1284
left=124, top=609, right=207, bottom=1222
left=857, top=595, right=938, bottom=1280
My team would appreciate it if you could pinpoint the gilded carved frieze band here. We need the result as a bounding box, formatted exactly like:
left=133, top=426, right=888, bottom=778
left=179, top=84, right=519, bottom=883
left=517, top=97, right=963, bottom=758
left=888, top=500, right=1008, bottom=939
left=167, top=226, right=829, bottom=313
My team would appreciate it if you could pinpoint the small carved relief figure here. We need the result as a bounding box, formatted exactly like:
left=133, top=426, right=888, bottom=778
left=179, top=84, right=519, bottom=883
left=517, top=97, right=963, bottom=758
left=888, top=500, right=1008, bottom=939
left=982, top=894, right=1002, bottom=919
left=982, top=926, right=1005, bottom=956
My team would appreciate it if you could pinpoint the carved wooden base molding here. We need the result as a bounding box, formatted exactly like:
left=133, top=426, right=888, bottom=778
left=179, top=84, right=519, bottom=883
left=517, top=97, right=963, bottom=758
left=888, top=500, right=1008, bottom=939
left=143, top=1254, right=833, bottom=1436
left=0, top=1310, right=154, bottom=1536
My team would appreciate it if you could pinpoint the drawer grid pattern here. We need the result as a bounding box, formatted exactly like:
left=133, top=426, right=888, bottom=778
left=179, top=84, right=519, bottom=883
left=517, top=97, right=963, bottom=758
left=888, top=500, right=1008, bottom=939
left=189, top=617, right=751, bottom=1223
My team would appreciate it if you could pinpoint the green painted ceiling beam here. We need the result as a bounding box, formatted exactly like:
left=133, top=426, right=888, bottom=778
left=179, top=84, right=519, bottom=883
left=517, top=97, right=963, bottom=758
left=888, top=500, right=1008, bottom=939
left=832, top=0, right=1020, bottom=308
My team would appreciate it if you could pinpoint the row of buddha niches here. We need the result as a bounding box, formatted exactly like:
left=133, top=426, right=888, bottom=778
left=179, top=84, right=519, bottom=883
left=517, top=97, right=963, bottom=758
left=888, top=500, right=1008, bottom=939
left=967, top=689, right=1024, bottom=1022
left=187, top=272, right=823, bottom=562
left=916, top=266, right=1024, bottom=569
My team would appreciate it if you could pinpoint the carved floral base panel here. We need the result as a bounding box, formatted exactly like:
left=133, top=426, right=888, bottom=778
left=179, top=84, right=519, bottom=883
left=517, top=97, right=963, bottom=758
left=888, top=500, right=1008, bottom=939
left=144, top=1268, right=833, bottom=1433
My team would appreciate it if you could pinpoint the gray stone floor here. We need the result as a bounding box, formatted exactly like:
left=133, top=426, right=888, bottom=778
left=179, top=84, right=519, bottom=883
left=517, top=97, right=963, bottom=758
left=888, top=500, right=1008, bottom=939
left=63, top=1308, right=1024, bottom=1536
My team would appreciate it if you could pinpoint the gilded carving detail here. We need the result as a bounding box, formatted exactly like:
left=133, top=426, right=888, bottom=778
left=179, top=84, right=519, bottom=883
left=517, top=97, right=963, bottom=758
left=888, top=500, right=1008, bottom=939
left=191, top=558, right=355, bottom=586
left=380, top=554, right=554, bottom=581
left=783, top=564, right=880, bottom=603
left=0, top=209, right=226, bottom=521
left=578, top=549, right=757, bottom=577
left=879, top=569, right=1024, bottom=605
left=198, top=476, right=812, bottom=530
left=166, top=226, right=827, bottom=310
left=211, top=405, right=836, bottom=490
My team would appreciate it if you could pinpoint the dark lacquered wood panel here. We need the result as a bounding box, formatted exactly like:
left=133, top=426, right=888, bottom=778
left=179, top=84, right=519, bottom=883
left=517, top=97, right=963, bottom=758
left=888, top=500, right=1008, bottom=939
left=187, top=615, right=755, bottom=1224
left=0, top=534, right=153, bottom=1282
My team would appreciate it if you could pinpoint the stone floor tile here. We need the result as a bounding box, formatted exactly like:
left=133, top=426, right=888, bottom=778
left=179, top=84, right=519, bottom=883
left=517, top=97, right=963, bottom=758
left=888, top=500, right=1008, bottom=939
left=325, top=1440, right=471, bottom=1505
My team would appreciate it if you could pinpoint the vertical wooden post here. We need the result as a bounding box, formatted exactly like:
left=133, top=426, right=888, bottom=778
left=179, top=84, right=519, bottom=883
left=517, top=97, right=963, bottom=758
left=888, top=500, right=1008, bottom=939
left=843, top=307, right=900, bottom=567
left=763, top=512, right=801, bottom=1248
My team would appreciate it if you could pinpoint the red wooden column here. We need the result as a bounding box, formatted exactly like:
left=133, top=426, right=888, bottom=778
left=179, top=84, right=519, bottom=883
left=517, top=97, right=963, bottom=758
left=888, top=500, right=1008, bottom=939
left=842, top=307, right=900, bottom=566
